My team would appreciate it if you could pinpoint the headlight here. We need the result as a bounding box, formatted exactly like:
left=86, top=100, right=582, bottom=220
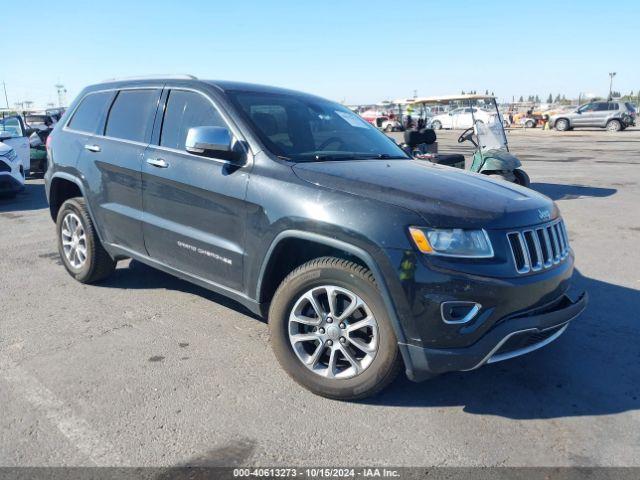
left=409, top=227, right=494, bottom=258
left=2, top=149, right=17, bottom=162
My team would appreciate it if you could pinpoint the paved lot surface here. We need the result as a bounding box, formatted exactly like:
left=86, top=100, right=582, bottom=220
left=1, top=127, right=639, bottom=467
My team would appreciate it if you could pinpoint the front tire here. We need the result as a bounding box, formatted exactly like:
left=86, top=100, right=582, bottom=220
left=56, top=197, right=116, bottom=283
left=431, top=120, right=442, bottom=130
left=269, top=257, right=401, bottom=400
left=555, top=118, right=570, bottom=131
left=513, top=169, right=531, bottom=187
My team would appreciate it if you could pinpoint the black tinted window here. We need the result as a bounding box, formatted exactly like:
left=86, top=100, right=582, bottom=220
left=68, top=91, right=113, bottom=133
left=595, top=102, right=609, bottom=111
left=625, top=102, right=636, bottom=112
left=160, top=90, right=226, bottom=150
left=105, top=89, right=159, bottom=142
left=609, top=103, right=619, bottom=111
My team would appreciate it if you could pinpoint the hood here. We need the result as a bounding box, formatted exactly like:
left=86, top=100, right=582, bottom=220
left=293, top=159, right=557, bottom=229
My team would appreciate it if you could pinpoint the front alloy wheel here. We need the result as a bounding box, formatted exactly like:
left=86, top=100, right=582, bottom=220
left=288, top=285, right=378, bottom=379
left=269, top=257, right=401, bottom=400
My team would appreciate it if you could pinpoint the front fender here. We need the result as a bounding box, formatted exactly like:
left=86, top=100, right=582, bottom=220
left=478, top=150, right=522, bottom=172
left=256, top=229, right=417, bottom=379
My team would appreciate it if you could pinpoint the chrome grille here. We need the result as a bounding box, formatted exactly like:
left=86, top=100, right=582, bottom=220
left=507, top=219, right=570, bottom=274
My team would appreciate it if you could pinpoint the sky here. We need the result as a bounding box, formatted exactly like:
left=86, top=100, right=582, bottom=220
left=2, top=0, right=638, bottom=109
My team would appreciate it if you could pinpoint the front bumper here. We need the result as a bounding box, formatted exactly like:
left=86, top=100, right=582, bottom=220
left=402, top=291, right=587, bottom=381
left=0, top=173, right=24, bottom=194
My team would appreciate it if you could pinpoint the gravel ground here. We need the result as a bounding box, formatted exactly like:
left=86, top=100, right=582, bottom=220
left=1, top=126, right=639, bottom=468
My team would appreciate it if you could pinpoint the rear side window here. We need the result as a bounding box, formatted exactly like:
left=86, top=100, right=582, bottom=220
left=625, top=102, right=636, bottom=112
left=160, top=90, right=226, bottom=150
left=105, top=89, right=160, bottom=143
left=67, top=91, right=113, bottom=133
left=609, top=103, right=619, bottom=111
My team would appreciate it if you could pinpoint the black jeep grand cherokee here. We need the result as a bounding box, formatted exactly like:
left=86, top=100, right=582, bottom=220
left=45, top=76, right=587, bottom=400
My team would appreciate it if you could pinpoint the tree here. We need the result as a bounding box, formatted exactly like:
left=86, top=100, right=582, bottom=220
left=518, top=95, right=524, bottom=102
left=461, top=90, right=465, bottom=95
left=547, top=94, right=553, bottom=103
left=485, top=89, right=489, bottom=95
left=535, top=95, right=541, bottom=103
left=554, top=94, right=562, bottom=103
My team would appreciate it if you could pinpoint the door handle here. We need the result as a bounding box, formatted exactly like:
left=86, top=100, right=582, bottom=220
left=146, top=157, right=169, bottom=168
left=84, top=144, right=101, bottom=153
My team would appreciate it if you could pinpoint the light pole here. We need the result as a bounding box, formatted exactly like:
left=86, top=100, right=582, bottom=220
left=608, top=72, right=616, bottom=100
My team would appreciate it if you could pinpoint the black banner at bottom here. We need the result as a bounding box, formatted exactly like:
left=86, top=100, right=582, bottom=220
left=0, top=467, right=639, bottom=480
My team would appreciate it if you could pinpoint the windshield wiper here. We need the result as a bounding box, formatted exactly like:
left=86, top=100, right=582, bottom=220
left=311, top=154, right=363, bottom=161
left=373, top=154, right=407, bottom=159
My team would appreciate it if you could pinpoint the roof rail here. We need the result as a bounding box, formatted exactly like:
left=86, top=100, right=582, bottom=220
left=101, top=74, right=198, bottom=82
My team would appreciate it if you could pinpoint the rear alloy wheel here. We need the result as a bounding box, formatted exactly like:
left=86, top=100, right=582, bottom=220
left=431, top=120, right=442, bottom=130
left=56, top=197, right=116, bottom=283
left=269, top=257, right=401, bottom=400
left=606, top=119, right=622, bottom=132
left=555, top=119, right=570, bottom=131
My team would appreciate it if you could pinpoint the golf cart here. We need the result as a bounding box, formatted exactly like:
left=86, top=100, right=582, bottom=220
left=410, top=94, right=530, bottom=187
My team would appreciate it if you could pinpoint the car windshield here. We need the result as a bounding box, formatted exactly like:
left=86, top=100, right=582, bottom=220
left=227, top=91, right=410, bottom=162
left=0, top=117, right=22, bottom=137
left=475, top=116, right=508, bottom=151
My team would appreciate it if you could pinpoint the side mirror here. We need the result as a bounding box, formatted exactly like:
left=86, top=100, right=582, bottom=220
left=185, top=126, right=240, bottom=161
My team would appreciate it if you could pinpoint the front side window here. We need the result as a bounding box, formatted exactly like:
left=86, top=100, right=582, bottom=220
left=67, top=91, right=113, bottom=133
left=227, top=91, right=409, bottom=162
left=105, top=89, right=160, bottom=143
left=160, top=90, right=226, bottom=150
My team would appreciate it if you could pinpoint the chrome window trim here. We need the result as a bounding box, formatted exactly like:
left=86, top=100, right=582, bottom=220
left=158, top=85, right=252, bottom=157
left=63, top=86, right=164, bottom=134
left=62, top=84, right=253, bottom=166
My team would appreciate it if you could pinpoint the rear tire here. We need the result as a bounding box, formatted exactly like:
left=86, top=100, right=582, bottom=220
left=606, top=119, right=622, bottom=132
left=513, top=169, right=531, bottom=187
left=431, top=120, right=442, bottom=130
left=555, top=118, right=570, bottom=131
left=269, top=257, right=402, bottom=401
left=56, top=197, right=116, bottom=283
left=525, top=119, right=536, bottom=128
